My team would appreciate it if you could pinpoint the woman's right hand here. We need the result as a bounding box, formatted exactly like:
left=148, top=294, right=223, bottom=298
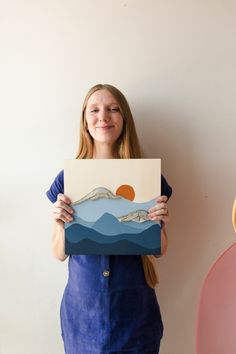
left=52, top=193, right=74, bottom=225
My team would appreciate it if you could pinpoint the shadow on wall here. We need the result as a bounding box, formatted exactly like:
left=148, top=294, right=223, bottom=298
left=135, top=102, right=216, bottom=338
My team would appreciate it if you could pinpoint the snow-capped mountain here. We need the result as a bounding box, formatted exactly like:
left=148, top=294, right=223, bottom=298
left=73, top=187, right=121, bottom=205
left=118, top=210, right=150, bottom=223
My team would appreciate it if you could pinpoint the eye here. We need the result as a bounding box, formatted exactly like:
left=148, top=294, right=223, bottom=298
left=110, top=107, right=120, bottom=112
left=90, top=109, right=98, bottom=113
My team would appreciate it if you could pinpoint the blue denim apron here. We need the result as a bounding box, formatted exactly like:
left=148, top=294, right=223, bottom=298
left=47, top=170, right=172, bottom=354
left=60, top=255, right=163, bottom=354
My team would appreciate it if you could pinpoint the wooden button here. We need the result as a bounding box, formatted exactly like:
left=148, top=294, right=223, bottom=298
left=103, top=270, right=110, bottom=277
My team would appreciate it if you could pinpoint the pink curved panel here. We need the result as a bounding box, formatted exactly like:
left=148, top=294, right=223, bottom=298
left=232, top=197, right=236, bottom=232
left=197, top=242, right=236, bottom=354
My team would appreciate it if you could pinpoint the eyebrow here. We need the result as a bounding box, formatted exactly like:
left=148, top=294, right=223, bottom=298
left=87, top=102, right=119, bottom=108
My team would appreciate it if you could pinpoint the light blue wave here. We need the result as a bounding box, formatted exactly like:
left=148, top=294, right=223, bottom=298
left=71, top=197, right=156, bottom=222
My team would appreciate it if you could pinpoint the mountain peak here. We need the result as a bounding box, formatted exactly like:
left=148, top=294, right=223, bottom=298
left=118, top=210, right=149, bottom=223
left=92, top=212, right=136, bottom=236
left=73, top=187, right=121, bottom=205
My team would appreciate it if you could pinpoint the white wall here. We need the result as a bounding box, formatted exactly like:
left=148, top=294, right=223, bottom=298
left=1, top=1, right=236, bottom=353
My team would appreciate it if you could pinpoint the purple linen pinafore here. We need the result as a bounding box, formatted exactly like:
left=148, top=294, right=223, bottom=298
left=47, top=170, right=172, bottom=354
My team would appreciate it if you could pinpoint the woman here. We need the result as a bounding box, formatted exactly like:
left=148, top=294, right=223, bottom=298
left=47, top=84, right=172, bottom=354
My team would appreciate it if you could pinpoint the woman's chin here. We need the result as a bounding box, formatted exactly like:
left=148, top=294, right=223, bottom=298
left=92, top=134, right=121, bottom=145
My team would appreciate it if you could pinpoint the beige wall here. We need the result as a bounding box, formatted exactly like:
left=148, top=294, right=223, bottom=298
left=1, top=1, right=236, bottom=353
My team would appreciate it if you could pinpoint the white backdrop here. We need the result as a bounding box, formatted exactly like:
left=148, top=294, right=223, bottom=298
left=1, top=1, right=236, bottom=353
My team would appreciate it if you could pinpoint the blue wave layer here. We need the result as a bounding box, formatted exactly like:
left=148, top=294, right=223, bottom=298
left=65, top=239, right=161, bottom=255
left=65, top=222, right=161, bottom=254
left=71, top=197, right=156, bottom=222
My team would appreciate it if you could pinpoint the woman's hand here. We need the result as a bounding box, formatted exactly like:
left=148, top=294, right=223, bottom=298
left=148, top=195, right=170, bottom=256
left=148, top=195, right=169, bottom=226
left=52, top=193, right=74, bottom=225
left=52, top=194, right=74, bottom=261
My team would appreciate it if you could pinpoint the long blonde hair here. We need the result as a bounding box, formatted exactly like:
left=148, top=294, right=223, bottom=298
left=76, top=84, right=157, bottom=288
left=76, top=84, right=141, bottom=159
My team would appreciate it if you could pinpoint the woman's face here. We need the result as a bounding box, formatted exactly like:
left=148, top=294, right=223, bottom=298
left=85, top=89, right=124, bottom=146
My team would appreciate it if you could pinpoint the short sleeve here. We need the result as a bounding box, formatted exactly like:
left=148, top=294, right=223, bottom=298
left=161, top=174, right=172, bottom=200
left=46, top=170, right=64, bottom=203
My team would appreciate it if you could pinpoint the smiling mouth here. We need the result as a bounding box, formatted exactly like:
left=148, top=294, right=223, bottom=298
left=96, top=125, right=114, bottom=130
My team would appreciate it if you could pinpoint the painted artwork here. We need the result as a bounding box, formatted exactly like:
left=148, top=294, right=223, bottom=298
left=64, top=159, right=161, bottom=255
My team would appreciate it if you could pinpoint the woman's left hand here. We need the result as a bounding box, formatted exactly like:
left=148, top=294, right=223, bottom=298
left=148, top=195, right=169, bottom=225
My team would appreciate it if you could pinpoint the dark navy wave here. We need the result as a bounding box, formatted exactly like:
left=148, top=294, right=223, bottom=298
left=65, top=222, right=161, bottom=255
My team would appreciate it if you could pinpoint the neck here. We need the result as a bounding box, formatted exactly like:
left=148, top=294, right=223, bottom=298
left=93, top=142, right=118, bottom=159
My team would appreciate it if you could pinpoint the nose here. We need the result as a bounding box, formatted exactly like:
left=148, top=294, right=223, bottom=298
left=99, top=108, right=110, bottom=122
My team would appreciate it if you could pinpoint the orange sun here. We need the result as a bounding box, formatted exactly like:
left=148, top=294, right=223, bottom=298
left=115, top=184, right=135, bottom=201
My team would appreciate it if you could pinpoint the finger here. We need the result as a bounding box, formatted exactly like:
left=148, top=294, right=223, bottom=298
left=156, top=195, right=168, bottom=203
left=148, top=213, right=170, bottom=224
left=54, top=213, right=73, bottom=223
left=57, top=193, right=72, bottom=205
left=148, top=203, right=168, bottom=213
left=53, top=210, right=72, bottom=223
left=54, top=213, right=67, bottom=223
left=53, top=207, right=74, bottom=222
left=148, top=206, right=169, bottom=218
left=148, top=209, right=168, bottom=219
left=54, top=200, right=74, bottom=214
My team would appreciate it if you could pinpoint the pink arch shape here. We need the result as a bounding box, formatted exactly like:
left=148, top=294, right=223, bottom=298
left=196, top=242, right=236, bottom=354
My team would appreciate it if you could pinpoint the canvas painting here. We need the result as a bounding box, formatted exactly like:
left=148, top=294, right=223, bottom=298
left=64, top=159, right=161, bottom=255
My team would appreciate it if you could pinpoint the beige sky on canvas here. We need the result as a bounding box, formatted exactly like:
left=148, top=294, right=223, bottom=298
left=64, top=159, right=161, bottom=203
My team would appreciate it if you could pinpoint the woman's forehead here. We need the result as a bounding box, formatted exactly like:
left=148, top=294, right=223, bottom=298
left=87, top=89, right=118, bottom=106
